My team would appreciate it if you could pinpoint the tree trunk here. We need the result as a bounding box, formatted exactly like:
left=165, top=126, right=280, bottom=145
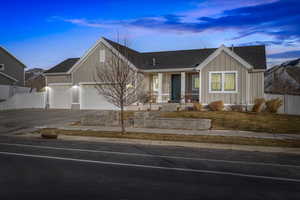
left=120, top=100, right=125, bottom=134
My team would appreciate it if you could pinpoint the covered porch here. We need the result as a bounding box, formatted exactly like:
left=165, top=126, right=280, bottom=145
left=147, top=71, right=201, bottom=103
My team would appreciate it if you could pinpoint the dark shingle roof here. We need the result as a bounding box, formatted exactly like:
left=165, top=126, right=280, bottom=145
left=104, top=38, right=266, bottom=70
left=45, top=58, right=79, bottom=73
left=45, top=38, right=266, bottom=73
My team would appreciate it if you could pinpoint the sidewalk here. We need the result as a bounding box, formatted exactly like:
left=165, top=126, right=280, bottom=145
left=42, top=125, right=300, bottom=140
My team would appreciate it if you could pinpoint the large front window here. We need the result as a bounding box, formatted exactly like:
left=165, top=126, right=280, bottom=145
left=209, top=71, right=237, bottom=93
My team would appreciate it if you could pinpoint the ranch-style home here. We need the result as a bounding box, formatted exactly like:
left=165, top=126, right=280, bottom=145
left=44, top=37, right=266, bottom=110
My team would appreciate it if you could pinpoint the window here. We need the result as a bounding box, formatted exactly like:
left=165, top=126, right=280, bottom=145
left=152, top=75, right=158, bottom=91
left=0, top=64, right=4, bottom=71
left=100, top=50, right=105, bottom=62
left=192, top=74, right=199, bottom=90
left=209, top=71, right=237, bottom=93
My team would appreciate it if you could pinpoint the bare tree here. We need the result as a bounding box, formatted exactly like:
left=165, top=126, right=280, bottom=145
left=94, top=38, right=143, bottom=133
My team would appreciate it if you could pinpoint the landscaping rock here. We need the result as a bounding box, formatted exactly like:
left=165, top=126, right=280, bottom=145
left=160, top=103, right=179, bottom=112
left=134, top=117, right=211, bottom=130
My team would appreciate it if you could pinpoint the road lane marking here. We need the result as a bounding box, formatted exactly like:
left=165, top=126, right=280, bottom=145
left=0, top=142, right=299, bottom=169
left=0, top=151, right=300, bottom=183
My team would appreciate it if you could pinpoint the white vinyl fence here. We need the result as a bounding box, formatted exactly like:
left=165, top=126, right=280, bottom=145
left=0, top=85, right=34, bottom=100
left=0, top=92, right=46, bottom=110
left=265, top=93, right=300, bottom=115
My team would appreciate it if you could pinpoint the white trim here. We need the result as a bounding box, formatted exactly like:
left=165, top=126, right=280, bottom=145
left=0, top=72, right=18, bottom=82
left=157, top=73, right=163, bottom=103
left=199, top=70, right=202, bottom=102
left=142, top=68, right=195, bottom=73
left=196, top=45, right=253, bottom=70
left=208, top=71, right=238, bottom=94
left=44, top=72, right=68, bottom=76
left=48, top=83, right=73, bottom=86
left=79, top=82, right=107, bottom=85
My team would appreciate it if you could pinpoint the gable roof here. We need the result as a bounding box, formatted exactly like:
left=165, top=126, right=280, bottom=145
left=0, top=46, right=27, bottom=68
left=103, top=38, right=266, bottom=70
left=44, top=58, right=79, bottom=74
left=45, top=37, right=266, bottom=74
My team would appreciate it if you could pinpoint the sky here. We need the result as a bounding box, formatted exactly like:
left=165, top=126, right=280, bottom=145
left=1, top=0, right=300, bottom=69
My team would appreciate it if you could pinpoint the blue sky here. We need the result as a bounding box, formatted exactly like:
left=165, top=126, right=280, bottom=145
left=1, top=0, right=299, bottom=69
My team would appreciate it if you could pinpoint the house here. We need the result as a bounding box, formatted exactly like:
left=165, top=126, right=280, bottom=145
left=44, top=37, right=266, bottom=110
left=25, top=68, right=46, bottom=92
left=0, top=46, right=27, bottom=100
left=0, top=46, right=26, bottom=86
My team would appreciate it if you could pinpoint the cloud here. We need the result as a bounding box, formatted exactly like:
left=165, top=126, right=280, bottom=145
left=57, top=0, right=300, bottom=44
left=268, top=50, right=300, bottom=59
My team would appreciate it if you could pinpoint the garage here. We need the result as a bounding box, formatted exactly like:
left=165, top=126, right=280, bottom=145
left=49, top=85, right=72, bottom=109
left=80, top=84, right=118, bottom=110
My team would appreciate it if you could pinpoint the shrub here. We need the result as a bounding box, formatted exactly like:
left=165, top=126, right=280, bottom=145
left=252, top=98, right=265, bottom=112
left=265, top=98, right=283, bottom=113
left=208, top=101, right=224, bottom=111
left=231, top=105, right=244, bottom=112
left=193, top=102, right=202, bottom=111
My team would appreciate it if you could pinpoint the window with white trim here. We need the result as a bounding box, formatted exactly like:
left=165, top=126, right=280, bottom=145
left=0, top=64, right=4, bottom=71
left=209, top=71, right=237, bottom=93
left=192, top=74, right=199, bottom=90
left=100, top=50, right=105, bottom=62
left=152, top=75, right=158, bottom=92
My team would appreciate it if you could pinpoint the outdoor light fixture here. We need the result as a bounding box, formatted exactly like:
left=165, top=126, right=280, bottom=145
left=72, top=85, right=79, bottom=89
left=126, top=84, right=133, bottom=89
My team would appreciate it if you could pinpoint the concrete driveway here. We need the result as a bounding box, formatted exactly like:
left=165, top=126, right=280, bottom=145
left=0, top=109, right=97, bottom=135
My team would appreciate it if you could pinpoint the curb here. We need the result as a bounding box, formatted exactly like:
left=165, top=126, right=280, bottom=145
left=18, top=132, right=300, bottom=155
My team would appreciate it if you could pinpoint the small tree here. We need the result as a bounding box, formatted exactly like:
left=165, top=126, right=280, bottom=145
left=94, top=38, right=143, bottom=133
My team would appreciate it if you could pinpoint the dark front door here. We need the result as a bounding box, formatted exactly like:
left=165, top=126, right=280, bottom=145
left=171, top=74, right=181, bottom=102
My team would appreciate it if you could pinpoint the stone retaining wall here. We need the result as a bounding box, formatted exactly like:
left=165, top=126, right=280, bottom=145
left=81, top=111, right=211, bottom=130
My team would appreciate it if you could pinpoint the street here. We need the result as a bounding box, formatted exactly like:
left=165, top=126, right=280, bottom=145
left=0, top=136, right=299, bottom=200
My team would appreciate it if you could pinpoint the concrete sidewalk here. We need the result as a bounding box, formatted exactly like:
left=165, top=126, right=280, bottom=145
left=19, top=132, right=300, bottom=155
left=42, top=125, right=300, bottom=140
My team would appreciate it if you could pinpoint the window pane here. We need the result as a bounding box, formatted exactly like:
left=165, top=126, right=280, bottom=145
left=192, top=74, right=199, bottom=90
left=211, top=73, right=222, bottom=91
left=224, top=73, right=236, bottom=91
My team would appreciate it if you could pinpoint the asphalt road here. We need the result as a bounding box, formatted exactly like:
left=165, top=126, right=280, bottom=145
left=0, top=136, right=300, bottom=200
left=0, top=109, right=96, bottom=134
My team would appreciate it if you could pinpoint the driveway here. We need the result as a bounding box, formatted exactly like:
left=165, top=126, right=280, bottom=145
left=0, top=109, right=97, bottom=134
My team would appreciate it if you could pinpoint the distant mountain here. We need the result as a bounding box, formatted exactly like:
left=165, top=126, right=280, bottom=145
left=265, top=58, right=300, bottom=95
left=25, top=68, right=45, bottom=91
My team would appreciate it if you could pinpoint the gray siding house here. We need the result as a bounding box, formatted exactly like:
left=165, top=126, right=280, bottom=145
left=0, top=46, right=26, bottom=86
left=44, top=37, right=266, bottom=110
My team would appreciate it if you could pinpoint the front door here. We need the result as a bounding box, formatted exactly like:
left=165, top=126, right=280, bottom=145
left=171, top=74, right=181, bottom=102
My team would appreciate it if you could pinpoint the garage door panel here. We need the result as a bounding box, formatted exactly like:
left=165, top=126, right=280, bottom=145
left=80, top=85, right=118, bottom=110
left=49, top=86, right=72, bottom=109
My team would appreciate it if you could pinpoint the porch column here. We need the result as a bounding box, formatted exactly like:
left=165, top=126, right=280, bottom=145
left=181, top=72, right=186, bottom=103
left=199, top=70, right=202, bottom=103
left=157, top=73, right=163, bottom=103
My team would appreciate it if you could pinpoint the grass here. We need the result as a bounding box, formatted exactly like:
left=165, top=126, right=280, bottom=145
left=38, top=128, right=300, bottom=148
left=159, top=111, right=300, bottom=134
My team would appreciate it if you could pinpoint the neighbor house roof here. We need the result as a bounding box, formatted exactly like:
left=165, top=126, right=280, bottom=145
left=45, top=38, right=266, bottom=74
left=0, top=46, right=27, bottom=68
left=44, top=58, right=79, bottom=73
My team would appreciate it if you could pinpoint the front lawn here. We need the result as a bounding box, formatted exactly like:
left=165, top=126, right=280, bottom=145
left=160, top=111, right=300, bottom=134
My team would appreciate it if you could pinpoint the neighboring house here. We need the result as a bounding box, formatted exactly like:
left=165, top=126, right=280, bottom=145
left=25, top=68, right=46, bottom=92
left=44, top=37, right=266, bottom=110
left=0, top=46, right=26, bottom=86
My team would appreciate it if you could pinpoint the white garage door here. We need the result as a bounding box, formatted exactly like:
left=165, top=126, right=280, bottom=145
left=80, top=85, right=118, bottom=110
left=49, top=85, right=72, bottom=109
